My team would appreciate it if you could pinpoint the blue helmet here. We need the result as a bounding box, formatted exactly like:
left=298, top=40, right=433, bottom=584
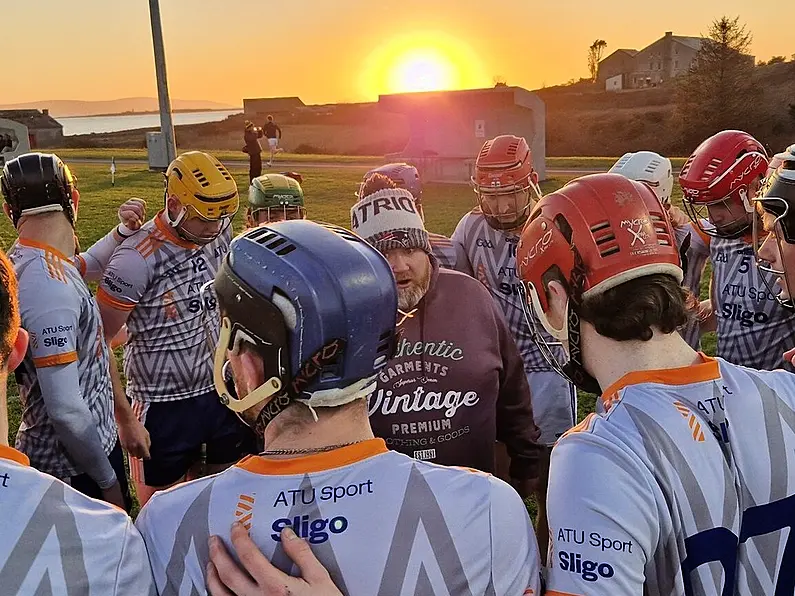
left=211, top=220, right=398, bottom=424
left=359, top=163, right=422, bottom=203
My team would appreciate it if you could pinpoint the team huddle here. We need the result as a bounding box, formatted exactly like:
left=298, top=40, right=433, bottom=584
left=0, top=127, right=794, bottom=595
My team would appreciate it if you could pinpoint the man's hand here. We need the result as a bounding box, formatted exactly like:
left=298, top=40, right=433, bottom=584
left=666, top=204, right=690, bottom=228
left=118, top=198, right=146, bottom=231
left=117, top=412, right=151, bottom=460
left=101, top=480, right=127, bottom=510
left=785, top=347, right=795, bottom=365
left=207, top=523, right=343, bottom=596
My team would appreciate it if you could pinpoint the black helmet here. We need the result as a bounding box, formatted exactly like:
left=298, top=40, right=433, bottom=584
left=1, top=153, right=78, bottom=227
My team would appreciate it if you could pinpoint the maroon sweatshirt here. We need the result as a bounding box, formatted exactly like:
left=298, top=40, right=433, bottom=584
left=367, top=257, right=543, bottom=479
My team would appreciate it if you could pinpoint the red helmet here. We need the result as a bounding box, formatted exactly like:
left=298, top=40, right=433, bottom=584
left=517, top=173, right=683, bottom=392
left=679, top=130, right=768, bottom=238
left=471, top=135, right=541, bottom=230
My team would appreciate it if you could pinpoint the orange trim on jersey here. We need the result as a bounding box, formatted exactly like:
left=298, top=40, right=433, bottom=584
left=691, top=222, right=711, bottom=247
left=154, top=212, right=199, bottom=250
left=74, top=254, right=87, bottom=277
left=600, top=352, right=719, bottom=409
left=236, top=438, right=389, bottom=475
left=96, top=287, right=137, bottom=312
left=17, top=238, right=70, bottom=262
left=560, top=413, right=597, bottom=439
left=0, top=444, right=30, bottom=466
left=33, top=351, right=78, bottom=368
left=545, top=591, right=581, bottom=596
left=47, top=251, right=68, bottom=283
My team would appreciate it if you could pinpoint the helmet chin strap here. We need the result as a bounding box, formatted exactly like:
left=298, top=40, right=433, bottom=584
left=560, top=246, right=602, bottom=395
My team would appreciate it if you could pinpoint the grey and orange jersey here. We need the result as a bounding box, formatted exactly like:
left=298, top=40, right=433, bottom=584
left=451, top=209, right=566, bottom=372
left=673, top=222, right=710, bottom=349
left=707, top=233, right=795, bottom=370
left=9, top=239, right=117, bottom=479
left=97, top=213, right=230, bottom=402
left=136, top=439, right=542, bottom=595
left=429, top=231, right=456, bottom=269
left=546, top=356, right=795, bottom=595
left=0, top=445, right=156, bottom=595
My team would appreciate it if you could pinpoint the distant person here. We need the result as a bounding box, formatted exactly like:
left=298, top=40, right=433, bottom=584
left=243, top=120, right=263, bottom=182
left=263, top=114, right=282, bottom=166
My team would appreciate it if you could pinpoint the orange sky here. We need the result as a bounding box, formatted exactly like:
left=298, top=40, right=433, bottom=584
left=3, top=0, right=790, bottom=106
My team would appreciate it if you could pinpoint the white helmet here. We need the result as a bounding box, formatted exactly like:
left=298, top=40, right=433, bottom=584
left=608, top=151, right=673, bottom=205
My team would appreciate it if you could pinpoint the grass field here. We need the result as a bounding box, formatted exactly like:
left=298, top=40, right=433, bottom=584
left=46, top=148, right=690, bottom=171
left=50, top=148, right=385, bottom=165
left=1, top=162, right=715, bottom=517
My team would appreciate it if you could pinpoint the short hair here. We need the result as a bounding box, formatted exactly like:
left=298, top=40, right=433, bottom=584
left=0, top=251, right=20, bottom=365
left=267, top=115, right=274, bottom=122
left=578, top=274, right=695, bottom=342
left=359, top=173, right=397, bottom=200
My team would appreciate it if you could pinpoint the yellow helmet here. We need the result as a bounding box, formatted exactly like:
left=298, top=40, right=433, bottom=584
left=165, top=151, right=239, bottom=243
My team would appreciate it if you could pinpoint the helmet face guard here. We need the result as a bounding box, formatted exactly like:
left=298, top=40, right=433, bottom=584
left=751, top=199, right=794, bottom=310
left=682, top=189, right=754, bottom=239
left=200, top=270, right=288, bottom=418
left=752, top=170, right=795, bottom=310
left=250, top=205, right=306, bottom=225
left=166, top=202, right=234, bottom=245
left=473, top=176, right=541, bottom=231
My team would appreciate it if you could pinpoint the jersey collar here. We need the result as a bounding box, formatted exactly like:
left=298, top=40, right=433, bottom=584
left=155, top=211, right=200, bottom=250
left=17, top=238, right=71, bottom=262
left=0, top=444, right=30, bottom=466
left=236, top=438, right=388, bottom=476
left=600, top=352, right=720, bottom=410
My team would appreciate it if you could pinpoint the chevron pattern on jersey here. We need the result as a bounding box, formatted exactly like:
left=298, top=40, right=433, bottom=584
left=452, top=211, right=565, bottom=372
left=117, top=223, right=230, bottom=402
left=11, top=244, right=117, bottom=479
left=710, top=236, right=795, bottom=371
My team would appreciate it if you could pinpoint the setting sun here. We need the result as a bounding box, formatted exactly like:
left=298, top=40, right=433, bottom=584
left=389, top=49, right=456, bottom=93
left=360, top=31, right=489, bottom=98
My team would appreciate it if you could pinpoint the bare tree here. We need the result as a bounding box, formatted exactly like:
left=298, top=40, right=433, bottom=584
left=676, top=16, right=758, bottom=150
left=588, top=40, right=608, bottom=82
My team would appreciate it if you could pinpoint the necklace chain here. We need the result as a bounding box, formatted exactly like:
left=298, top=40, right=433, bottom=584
left=260, top=440, right=365, bottom=456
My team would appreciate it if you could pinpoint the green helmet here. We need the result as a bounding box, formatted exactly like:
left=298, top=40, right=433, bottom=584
left=248, top=174, right=306, bottom=223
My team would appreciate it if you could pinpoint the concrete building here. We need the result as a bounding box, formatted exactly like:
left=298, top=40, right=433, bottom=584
left=378, top=86, right=546, bottom=182
left=0, top=109, right=63, bottom=147
left=598, top=32, right=702, bottom=90
left=243, top=97, right=305, bottom=119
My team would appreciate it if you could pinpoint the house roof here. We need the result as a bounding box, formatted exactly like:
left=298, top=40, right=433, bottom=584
left=599, top=49, right=639, bottom=64
left=671, top=36, right=703, bottom=51
left=0, top=110, right=62, bottom=130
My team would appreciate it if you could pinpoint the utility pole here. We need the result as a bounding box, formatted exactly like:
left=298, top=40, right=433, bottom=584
left=148, top=0, right=177, bottom=164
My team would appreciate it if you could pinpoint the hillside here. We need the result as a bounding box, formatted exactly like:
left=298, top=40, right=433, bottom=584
left=0, top=97, right=238, bottom=118
left=53, top=61, right=795, bottom=156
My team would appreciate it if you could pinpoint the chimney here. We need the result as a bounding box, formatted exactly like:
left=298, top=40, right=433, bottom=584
left=42, top=109, right=49, bottom=116
left=665, top=31, right=672, bottom=37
